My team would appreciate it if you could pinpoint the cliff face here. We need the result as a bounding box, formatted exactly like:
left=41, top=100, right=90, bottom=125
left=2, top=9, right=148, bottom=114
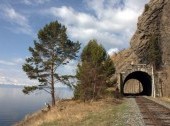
left=160, top=0, right=170, bottom=65
left=111, top=48, right=137, bottom=74
left=131, top=0, right=170, bottom=65
left=112, top=0, right=170, bottom=97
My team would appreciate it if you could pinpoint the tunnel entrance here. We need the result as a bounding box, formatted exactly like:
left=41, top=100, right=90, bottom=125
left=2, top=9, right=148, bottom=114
left=124, top=79, right=143, bottom=95
left=123, top=71, right=152, bottom=96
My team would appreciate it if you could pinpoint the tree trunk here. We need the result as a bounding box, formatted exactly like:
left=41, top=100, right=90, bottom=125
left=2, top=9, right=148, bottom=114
left=92, top=69, right=96, bottom=100
left=51, top=63, right=55, bottom=106
left=92, top=82, right=96, bottom=100
left=51, top=83, right=55, bottom=106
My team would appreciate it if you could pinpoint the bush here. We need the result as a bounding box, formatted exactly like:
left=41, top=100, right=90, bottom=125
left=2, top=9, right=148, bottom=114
left=145, top=35, right=162, bottom=69
left=144, top=4, right=149, bottom=12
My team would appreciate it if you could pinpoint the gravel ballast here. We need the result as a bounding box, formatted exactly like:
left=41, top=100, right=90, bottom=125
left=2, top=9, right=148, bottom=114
left=123, top=98, right=145, bottom=126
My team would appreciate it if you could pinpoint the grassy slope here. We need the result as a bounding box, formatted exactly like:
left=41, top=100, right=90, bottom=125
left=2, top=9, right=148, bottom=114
left=16, top=98, right=129, bottom=126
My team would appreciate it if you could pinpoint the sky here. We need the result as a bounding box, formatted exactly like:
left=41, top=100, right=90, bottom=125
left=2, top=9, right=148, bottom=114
left=0, top=0, right=149, bottom=85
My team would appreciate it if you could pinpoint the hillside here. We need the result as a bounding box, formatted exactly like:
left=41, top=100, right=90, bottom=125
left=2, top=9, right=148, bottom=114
left=15, top=96, right=170, bottom=126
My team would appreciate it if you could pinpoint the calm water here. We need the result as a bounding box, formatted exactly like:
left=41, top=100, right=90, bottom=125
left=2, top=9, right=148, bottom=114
left=0, top=85, right=73, bottom=126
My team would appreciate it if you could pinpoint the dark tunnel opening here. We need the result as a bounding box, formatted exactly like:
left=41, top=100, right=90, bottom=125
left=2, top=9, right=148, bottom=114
left=123, top=71, right=152, bottom=96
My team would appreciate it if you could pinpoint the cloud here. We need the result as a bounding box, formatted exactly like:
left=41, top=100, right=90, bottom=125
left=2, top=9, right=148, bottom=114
left=0, top=5, right=32, bottom=35
left=57, top=60, right=78, bottom=75
left=13, top=58, right=25, bottom=64
left=0, top=58, right=77, bottom=86
left=0, top=58, right=25, bottom=66
left=0, top=60, right=16, bottom=66
left=22, top=0, right=51, bottom=5
left=43, top=0, right=149, bottom=50
left=107, top=48, right=119, bottom=56
left=0, top=58, right=37, bottom=85
left=0, top=68, right=37, bottom=85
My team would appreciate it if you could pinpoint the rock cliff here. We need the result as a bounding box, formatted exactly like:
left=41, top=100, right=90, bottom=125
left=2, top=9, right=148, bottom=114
left=112, top=0, right=170, bottom=97
left=131, top=0, right=170, bottom=65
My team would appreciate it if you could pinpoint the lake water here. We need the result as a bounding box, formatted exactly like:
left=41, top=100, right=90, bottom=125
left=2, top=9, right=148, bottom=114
left=0, top=85, right=73, bottom=126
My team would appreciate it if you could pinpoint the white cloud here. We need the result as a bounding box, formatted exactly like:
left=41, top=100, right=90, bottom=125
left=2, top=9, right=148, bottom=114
left=0, top=58, right=37, bottom=85
left=0, top=68, right=37, bottom=85
left=13, top=58, right=25, bottom=64
left=57, top=60, right=78, bottom=75
left=44, top=0, right=149, bottom=50
left=0, top=60, right=16, bottom=66
left=22, top=0, right=51, bottom=5
left=107, top=48, right=119, bottom=56
left=0, top=5, right=32, bottom=35
left=0, top=58, right=77, bottom=86
left=0, top=58, right=25, bottom=66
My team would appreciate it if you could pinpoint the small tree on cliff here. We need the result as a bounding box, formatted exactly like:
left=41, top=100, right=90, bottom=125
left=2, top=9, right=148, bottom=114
left=146, top=35, right=162, bottom=69
left=22, top=21, right=80, bottom=106
left=74, top=40, right=115, bottom=101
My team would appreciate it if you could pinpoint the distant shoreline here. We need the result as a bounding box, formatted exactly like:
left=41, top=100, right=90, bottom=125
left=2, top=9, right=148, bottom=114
left=0, top=84, right=72, bottom=89
left=0, top=84, right=24, bottom=88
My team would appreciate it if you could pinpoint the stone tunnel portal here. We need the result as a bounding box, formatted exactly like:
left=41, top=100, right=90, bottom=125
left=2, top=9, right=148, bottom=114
left=123, top=71, right=152, bottom=96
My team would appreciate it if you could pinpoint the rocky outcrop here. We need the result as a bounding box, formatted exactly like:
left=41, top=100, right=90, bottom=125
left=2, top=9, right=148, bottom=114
left=160, top=0, right=170, bottom=65
left=111, top=48, right=138, bottom=74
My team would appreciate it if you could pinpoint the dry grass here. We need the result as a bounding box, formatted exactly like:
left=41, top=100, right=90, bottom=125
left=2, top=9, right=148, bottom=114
left=15, top=98, right=123, bottom=126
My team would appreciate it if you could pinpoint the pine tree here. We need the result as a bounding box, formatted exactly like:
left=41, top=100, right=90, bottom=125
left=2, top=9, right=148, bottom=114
left=103, top=57, right=116, bottom=87
left=74, top=40, right=115, bottom=101
left=22, top=21, right=80, bottom=106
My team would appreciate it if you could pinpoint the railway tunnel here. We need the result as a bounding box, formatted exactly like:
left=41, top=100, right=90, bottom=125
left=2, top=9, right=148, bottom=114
left=122, top=71, right=152, bottom=96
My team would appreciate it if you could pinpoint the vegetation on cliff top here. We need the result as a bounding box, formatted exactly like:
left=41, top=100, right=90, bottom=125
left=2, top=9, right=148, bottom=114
left=144, top=34, right=162, bottom=69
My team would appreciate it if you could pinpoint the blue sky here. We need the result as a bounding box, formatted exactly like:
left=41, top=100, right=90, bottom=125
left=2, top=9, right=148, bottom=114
left=0, top=0, right=149, bottom=85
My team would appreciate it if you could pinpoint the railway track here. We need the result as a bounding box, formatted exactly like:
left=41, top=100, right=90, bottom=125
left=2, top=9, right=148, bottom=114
left=135, top=97, right=170, bottom=126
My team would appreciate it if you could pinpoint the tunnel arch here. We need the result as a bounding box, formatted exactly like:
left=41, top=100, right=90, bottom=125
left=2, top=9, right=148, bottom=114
left=123, top=71, right=152, bottom=96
